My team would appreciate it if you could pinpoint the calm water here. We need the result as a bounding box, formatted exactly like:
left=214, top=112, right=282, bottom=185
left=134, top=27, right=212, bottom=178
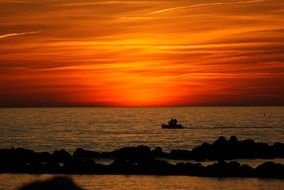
left=0, top=107, right=284, bottom=190
left=0, top=107, right=283, bottom=152
left=0, top=174, right=284, bottom=190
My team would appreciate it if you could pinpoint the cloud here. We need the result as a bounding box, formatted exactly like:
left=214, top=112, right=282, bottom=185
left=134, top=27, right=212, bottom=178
left=0, top=0, right=283, bottom=106
left=0, top=31, right=40, bottom=40
left=57, top=1, right=153, bottom=7
left=0, top=0, right=33, bottom=3
left=149, top=0, right=264, bottom=15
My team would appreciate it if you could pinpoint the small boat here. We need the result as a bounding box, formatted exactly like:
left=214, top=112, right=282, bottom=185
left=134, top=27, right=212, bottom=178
left=161, top=123, right=184, bottom=129
left=161, top=118, right=185, bottom=129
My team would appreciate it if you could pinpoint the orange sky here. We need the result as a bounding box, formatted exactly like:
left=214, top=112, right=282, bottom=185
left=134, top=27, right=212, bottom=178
left=0, top=0, right=284, bottom=106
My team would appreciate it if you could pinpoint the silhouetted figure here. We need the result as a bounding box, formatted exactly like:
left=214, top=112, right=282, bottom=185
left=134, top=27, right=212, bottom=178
left=173, top=118, right=177, bottom=125
left=168, top=118, right=174, bottom=125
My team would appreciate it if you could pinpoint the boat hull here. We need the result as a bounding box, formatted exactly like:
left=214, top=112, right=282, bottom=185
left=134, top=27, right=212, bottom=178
left=161, top=124, right=185, bottom=129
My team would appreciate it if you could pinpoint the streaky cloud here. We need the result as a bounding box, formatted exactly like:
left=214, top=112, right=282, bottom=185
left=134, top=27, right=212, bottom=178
left=149, top=0, right=264, bottom=15
left=0, top=31, right=40, bottom=40
left=0, top=0, right=32, bottom=3
left=58, top=1, right=153, bottom=7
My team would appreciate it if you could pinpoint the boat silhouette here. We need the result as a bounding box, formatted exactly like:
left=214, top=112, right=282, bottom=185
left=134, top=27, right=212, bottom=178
left=161, top=118, right=185, bottom=129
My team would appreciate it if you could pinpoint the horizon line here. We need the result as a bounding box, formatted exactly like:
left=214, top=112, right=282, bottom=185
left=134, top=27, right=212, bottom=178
left=1, top=105, right=283, bottom=108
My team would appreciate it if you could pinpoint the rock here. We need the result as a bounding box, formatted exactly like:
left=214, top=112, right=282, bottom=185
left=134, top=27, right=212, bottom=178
left=152, top=147, right=165, bottom=157
left=109, top=159, right=137, bottom=174
left=191, top=142, right=212, bottom=160
left=25, top=162, right=61, bottom=174
left=212, top=136, right=227, bottom=147
left=73, top=148, right=100, bottom=158
left=137, top=159, right=175, bottom=175
left=1, top=136, right=284, bottom=178
left=52, top=149, right=73, bottom=162
left=175, top=162, right=204, bottom=175
left=271, top=142, right=284, bottom=158
left=109, top=145, right=153, bottom=161
left=239, top=164, right=254, bottom=177
left=62, top=159, right=100, bottom=174
left=170, top=149, right=193, bottom=160
left=18, top=177, right=83, bottom=190
left=34, top=152, right=53, bottom=163
left=205, top=160, right=243, bottom=177
left=0, top=148, right=35, bottom=164
left=228, top=136, right=239, bottom=145
left=255, top=162, right=284, bottom=178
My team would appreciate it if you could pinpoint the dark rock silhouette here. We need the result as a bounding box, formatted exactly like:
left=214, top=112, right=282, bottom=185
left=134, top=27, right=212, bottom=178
left=188, top=136, right=284, bottom=160
left=108, top=159, right=176, bottom=175
left=136, top=159, right=175, bottom=175
left=175, top=162, right=204, bottom=176
left=170, top=149, right=193, bottom=160
left=255, top=162, right=284, bottom=178
left=106, top=145, right=154, bottom=161
left=191, top=142, right=212, bottom=160
left=1, top=136, right=284, bottom=178
left=0, top=148, right=35, bottom=163
left=152, top=147, right=167, bottom=158
left=73, top=148, right=100, bottom=158
left=205, top=160, right=254, bottom=177
left=62, top=159, right=103, bottom=174
left=52, top=149, right=73, bottom=162
left=271, top=142, right=284, bottom=158
left=18, top=177, right=83, bottom=190
left=25, top=162, right=61, bottom=174
left=109, top=158, right=137, bottom=174
left=34, top=152, right=53, bottom=163
left=0, top=148, right=36, bottom=173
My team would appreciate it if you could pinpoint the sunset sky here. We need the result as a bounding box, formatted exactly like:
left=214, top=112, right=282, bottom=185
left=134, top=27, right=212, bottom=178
left=0, top=0, right=283, bottom=106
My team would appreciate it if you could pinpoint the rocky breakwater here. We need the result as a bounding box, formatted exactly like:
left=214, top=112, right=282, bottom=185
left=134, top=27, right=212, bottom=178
left=1, top=136, right=284, bottom=178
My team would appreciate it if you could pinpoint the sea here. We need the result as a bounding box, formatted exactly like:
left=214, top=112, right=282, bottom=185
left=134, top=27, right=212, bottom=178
left=0, top=107, right=284, bottom=190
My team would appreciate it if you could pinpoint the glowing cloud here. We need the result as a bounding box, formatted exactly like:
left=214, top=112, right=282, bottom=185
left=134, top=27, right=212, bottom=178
left=0, top=0, right=283, bottom=106
left=0, top=31, right=40, bottom=40
left=149, top=0, right=264, bottom=15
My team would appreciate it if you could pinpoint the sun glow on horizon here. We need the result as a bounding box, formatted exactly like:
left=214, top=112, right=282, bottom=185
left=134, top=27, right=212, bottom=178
left=0, top=0, right=283, bottom=106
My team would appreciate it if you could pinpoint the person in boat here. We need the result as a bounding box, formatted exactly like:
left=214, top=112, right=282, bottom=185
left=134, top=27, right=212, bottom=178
left=168, top=118, right=178, bottom=127
left=162, top=118, right=184, bottom=128
left=168, top=118, right=173, bottom=126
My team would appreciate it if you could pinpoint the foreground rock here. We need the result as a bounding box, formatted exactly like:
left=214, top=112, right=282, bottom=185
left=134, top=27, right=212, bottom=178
left=18, top=177, right=83, bottom=190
